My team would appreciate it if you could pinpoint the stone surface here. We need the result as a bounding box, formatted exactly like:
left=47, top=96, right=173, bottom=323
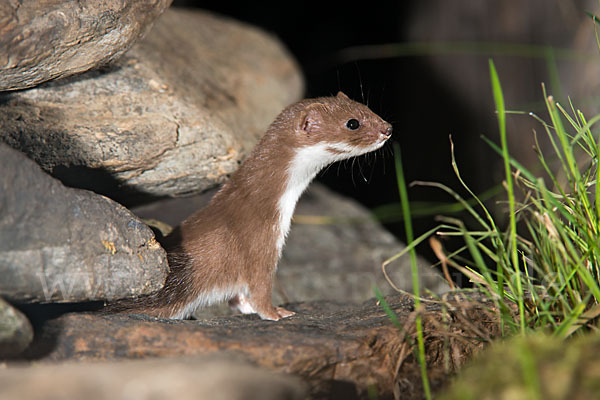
left=22, top=293, right=501, bottom=399
left=0, top=0, right=172, bottom=91
left=0, top=8, right=304, bottom=201
left=0, top=356, right=306, bottom=400
left=0, top=297, right=33, bottom=358
left=0, top=144, right=168, bottom=303
left=131, top=183, right=449, bottom=318
left=439, top=333, right=600, bottom=400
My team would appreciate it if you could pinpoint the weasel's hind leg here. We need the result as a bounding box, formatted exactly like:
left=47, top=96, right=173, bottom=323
left=236, top=284, right=295, bottom=321
left=228, top=293, right=256, bottom=315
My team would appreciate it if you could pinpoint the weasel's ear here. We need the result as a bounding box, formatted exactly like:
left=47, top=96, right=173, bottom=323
left=297, top=103, right=323, bottom=135
left=336, top=91, right=350, bottom=100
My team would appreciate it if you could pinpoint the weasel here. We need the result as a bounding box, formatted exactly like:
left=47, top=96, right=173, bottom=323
left=107, top=92, right=392, bottom=320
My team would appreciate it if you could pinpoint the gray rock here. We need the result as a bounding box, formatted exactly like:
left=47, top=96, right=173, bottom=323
left=0, top=0, right=172, bottom=91
left=0, top=297, right=33, bottom=358
left=0, top=356, right=307, bottom=400
left=0, top=8, right=304, bottom=201
left=0, top=144, right=168, bottom=303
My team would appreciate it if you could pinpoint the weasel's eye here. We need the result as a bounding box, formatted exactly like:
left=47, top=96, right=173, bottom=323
left=346, top=118, right=360, bottom=130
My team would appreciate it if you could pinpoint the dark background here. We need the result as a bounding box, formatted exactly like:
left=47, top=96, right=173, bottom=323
left=172, top=1, right=598, bottom=269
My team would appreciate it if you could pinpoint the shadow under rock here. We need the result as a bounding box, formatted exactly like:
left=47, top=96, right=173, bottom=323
left=10, top=301, right=105, bottom=361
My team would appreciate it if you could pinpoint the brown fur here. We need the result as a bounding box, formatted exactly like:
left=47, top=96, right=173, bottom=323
left=105, top=92, right=392, bottom=320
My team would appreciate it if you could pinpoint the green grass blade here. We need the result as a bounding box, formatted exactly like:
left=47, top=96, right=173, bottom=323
left=596, top=131, right=600, bottom=233
left=480, top=135, right=537, bottom=182
left=374, top=287, right=404, bottom=331
left=393, top=141, right=431, bottom=400
left=412, top=180, right=491, bottom=231
left=553, top=301, right=587, bottom=338
left=382, top=225, right=442, bottom=268
left=585, top=11, right=600, bottom=25
left=489, top=59, right=526, bottom=334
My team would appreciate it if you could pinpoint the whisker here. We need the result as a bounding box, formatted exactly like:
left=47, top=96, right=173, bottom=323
left=356, top=157, right=368, bottom=183
left=350, top=157, right=357, bottom=187
left=367, top=156, right=376, bottom=183
left=355, top=61, right=365, bottom=104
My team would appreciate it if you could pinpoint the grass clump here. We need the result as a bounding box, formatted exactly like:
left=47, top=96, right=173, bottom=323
left=378, top=59, right=600, bottom=399
left=458, top=60, right=600, bottom=336
left=386, top=60, right=600, bottom=338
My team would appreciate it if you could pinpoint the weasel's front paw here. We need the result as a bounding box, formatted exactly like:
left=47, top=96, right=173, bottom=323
left=275, top=306, right=295, bottom=319
left=258, top=306, right=295, bottom=321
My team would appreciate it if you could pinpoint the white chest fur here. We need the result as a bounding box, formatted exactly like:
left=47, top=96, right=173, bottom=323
left=275, top=143, right=358, bottom=254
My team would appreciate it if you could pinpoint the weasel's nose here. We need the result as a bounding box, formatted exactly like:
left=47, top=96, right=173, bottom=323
left=382, top=125, right=393, bottom=137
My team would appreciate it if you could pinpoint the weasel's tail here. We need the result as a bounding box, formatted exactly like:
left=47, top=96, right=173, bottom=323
left=102, top=291, right=166, bottom=317
left=102, top=251, right=193, bottom=319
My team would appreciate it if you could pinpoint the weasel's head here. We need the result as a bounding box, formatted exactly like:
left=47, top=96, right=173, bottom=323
left=293, top=91, right=392, bottom=160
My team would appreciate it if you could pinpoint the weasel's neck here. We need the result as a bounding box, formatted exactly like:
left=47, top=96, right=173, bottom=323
left=209, top=140, right=338, bottom=258
left=276, top=143, right=336, bottom=253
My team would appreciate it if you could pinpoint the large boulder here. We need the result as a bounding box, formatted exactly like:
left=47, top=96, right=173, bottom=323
left=0, top=144, right=168, bottom=303
left=0, top=8, right=304, bottom=202
left=0, top=0, right=172, bottom=91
